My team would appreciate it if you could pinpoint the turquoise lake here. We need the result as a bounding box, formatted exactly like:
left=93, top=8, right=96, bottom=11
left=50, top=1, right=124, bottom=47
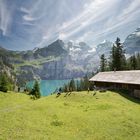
left=26, top=80, right=70, bottom=96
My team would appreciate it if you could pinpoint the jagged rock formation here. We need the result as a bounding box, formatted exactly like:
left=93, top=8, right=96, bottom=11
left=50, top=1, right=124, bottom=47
left=96, top=40, right=113, bottom=58
left=124, top=27, right=140, bottom=55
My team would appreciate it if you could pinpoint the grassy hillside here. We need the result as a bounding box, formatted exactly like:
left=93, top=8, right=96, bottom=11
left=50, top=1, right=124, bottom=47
left=14, top=56, right=58, bottom=68
left=0, top=91, right=140, bottom=140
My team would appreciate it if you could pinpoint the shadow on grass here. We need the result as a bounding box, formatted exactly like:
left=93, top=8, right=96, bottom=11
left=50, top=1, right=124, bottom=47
left=111, top=89, right=140, bottom=104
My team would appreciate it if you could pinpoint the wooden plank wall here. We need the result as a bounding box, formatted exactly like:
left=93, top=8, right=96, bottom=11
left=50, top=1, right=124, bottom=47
left=134, top=90, right=140, bottom=98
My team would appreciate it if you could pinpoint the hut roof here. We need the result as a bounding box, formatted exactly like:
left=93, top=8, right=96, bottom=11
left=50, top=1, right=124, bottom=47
left=89, top=70, right=140, bottom=85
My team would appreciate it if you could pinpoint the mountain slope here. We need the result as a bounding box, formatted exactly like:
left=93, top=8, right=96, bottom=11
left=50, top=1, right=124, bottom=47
left=0, top=40, right=98, bottom=85
left=96, top=40, right=113, bottom=58
left=21, top=40, right=67, bottom=60
left=124, top=27, right=140, bottom=54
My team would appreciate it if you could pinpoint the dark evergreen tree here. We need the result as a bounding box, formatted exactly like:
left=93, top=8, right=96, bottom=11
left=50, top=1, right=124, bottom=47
left=100, top=54, right=107, bottom=72
left=0, top=73, right=8, bottom=92
left=63, top=84, right=70, bottom=92
left=69, top=79, right=76, bottom=91
left=83, top=75, right=89, bottom=90
left=136, top=53, right=140, bottom=69
left=109, top=37, right=126, bottom=71
left=127, top=53, right=140, bottom=70
left=30, top=80, right=41, bottom=99
left=109, top=44, right=116, bottom=71
left=76, top=80, right=81, bottom=91
left=79, top=78, right=84, bottom=91
left=130, top=55, right=137, bottom=70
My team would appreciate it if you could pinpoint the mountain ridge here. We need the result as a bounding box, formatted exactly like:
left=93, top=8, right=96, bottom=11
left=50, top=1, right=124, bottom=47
left=0, top=27, right=140, bottom=86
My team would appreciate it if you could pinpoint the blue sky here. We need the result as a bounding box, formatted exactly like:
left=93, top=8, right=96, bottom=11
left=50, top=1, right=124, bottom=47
left=0, top=0, right=140, bottom=50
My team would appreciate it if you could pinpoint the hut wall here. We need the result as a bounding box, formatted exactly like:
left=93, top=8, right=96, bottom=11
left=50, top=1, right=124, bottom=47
left=94, top=81, right=140, bottom=99
left=94, top=82, right=126, bottom=89
left=94, top=82, right=140, bottom=90
left=134, top=90, right=140, bottom=98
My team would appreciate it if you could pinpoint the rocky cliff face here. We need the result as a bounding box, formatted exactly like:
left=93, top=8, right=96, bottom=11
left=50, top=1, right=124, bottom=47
left=96, top=40, right=113, bottom=58
left=15, top=41, right=97, bottom=82
left=20, top=40, right=67, bottom=60
left=124, top=27, right=140, bottom=55
left=12, top=39, right=98, bottom=83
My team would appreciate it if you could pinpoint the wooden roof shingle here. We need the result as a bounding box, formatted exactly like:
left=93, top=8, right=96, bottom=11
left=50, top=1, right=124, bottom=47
left=89, top=70, right=140, bottom=85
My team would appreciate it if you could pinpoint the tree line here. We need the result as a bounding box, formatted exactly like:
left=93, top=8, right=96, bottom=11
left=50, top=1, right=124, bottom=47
left=0, top=72, right=15, bottom=92
left=62, top=75, right=94, bottom=93
left=100, top=37, right=140, bottom=72
left=29, top=80, right=41, bottom=99
left=0, top=71, right=41, bottom=99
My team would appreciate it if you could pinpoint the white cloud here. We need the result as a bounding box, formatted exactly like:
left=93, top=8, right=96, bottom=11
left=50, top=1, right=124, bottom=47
left=120, top=0, right=140, bottom=17
left=22, top=22, right=35, bottom=26
left=57, top=0, right=140, bottom=46
left=0, top=0, right=12, bottom=36
left=20, top=7, right=29, bottom=14
left=34, top=0, right=140, bottom=49
left=21, top=0, right=44, bottom=22
left=55, top=0, right=117, bottom=40
left=76, top=31, right=93, bottom=42
left=23, top=15, right=36, bottom=21
left=1, top=0, right=140, bottom=50
left=58, top=33, right=67, bottom=40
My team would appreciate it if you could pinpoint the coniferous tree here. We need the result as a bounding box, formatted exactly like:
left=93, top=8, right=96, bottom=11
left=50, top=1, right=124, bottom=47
left=109, top=37, right=126, bottom=71
left=76, top=80, right=81, bottom=91
left=83, top=75, right=89, bottom=90
left=100, top=54, right=107, bottom=72
left=0, top=73, right=8, bottom=92
left=127, top=53, right=140, bottom=70
left=136, top=53, right=140, bottom=69
left=130, top=55, right=137, bottom=70
left=69, top=79, right=76, bottom=91
left=79, top=78, right=84, bottom=91
left=109, top=44, right=116, bottom=70
left=30, top=80, right=41, bottom=99
left=63, top=84, right=67, bottom=92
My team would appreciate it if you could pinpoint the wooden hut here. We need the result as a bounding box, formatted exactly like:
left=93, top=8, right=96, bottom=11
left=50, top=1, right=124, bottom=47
left=89, top=70, right=140, bottom=98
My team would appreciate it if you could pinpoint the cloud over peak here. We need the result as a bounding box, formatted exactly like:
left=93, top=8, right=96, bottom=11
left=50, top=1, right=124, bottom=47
left=0, top=0, right=140, bottom=50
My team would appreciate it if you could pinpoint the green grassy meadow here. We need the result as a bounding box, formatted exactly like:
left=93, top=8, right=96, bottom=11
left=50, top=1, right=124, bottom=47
left=14, top=56, right=59, bottom=69
left=0, top=91, right=140, bottom=140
